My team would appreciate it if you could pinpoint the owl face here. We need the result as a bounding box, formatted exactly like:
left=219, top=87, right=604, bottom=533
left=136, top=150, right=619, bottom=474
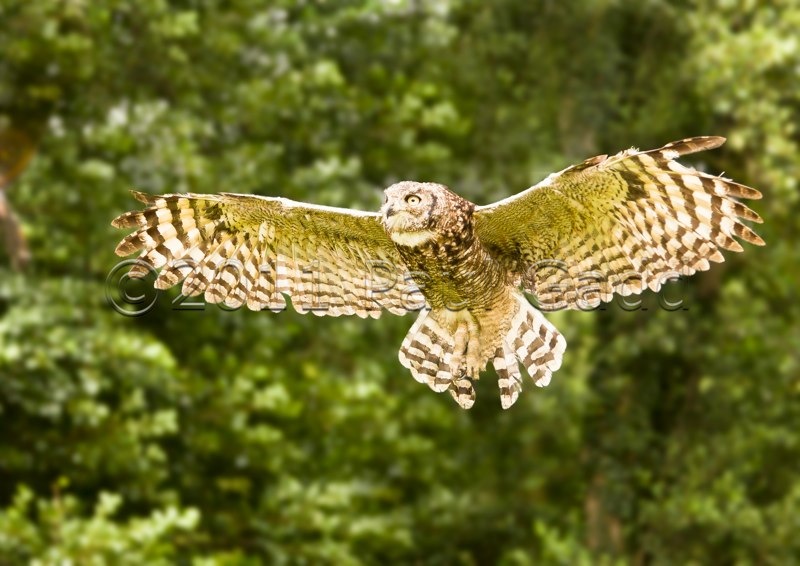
left=381, top=181, right=446, bottom=246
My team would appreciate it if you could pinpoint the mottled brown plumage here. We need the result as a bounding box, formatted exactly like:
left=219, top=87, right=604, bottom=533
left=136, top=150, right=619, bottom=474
left=112, top=137, right=764, bottom=409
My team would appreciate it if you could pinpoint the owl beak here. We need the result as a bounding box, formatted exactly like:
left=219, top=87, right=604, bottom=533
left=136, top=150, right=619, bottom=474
left=384, top=205, right=396, bottom=218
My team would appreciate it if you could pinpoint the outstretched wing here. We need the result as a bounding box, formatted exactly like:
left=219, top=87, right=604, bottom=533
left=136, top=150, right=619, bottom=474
left=474, top=137, right=765, bottom=310
left=113, top=192, right=419, bottom=317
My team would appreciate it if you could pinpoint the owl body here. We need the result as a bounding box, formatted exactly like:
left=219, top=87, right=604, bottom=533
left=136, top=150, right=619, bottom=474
left=113, top=137, right=764, bottom=409
left=378, top=181, right=551, bottom=407
left=384, top=182, right=510, bottom=310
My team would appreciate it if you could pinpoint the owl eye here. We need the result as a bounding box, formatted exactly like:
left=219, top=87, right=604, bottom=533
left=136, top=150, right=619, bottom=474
left=405, top=194, right=421, bottom=205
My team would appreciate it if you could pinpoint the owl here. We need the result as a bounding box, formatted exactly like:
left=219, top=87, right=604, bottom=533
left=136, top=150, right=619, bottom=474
left=112, top=137, right=764, bottom=409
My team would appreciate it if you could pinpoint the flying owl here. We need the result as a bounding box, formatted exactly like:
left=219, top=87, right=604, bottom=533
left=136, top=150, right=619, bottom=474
left=112, top=137, right=764, bottom=409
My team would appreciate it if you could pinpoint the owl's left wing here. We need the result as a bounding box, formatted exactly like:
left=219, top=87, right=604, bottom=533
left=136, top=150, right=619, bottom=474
left=474, top=136, right=765, bottom=310
left=113, top=191, right=418, bottom=317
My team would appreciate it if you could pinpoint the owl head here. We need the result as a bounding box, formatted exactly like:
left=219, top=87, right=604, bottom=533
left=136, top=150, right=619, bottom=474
left=381, top=181, right=471, bottom=247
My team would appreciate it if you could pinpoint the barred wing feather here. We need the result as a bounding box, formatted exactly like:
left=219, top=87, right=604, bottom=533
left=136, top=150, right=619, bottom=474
left=474, top=137, right=765, bottom=310
left=112, top=192, right=416, bottom=317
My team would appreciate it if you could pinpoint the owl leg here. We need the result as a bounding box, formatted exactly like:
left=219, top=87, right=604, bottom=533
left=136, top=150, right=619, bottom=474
left=448, top=316, right=482, bottom=375
left=449, top=320, right=480, bottom=375
left=398, top=309, right=479, bottom=408
left=449, top=320, right=469, bottom=377
left=447, top=323, right=476, bottom=409
left=446, top=316, right=483, bottom=408
left=464, top=316, right=483, bottom=378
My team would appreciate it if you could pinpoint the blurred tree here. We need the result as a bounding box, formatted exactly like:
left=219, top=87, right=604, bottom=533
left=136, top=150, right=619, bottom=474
left=0, top=0, right=797, bottom=563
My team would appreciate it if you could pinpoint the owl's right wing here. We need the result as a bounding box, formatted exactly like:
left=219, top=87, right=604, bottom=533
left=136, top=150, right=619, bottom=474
left=112, top=191, right=419, bottom=317
left=474, top=137, right=764, bottom=310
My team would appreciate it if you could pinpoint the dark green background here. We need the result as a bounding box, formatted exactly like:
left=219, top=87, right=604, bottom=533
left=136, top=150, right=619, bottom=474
left=1, top=1, right=798, bottom=564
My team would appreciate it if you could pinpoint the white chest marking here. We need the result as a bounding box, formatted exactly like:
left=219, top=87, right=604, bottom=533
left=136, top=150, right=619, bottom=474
left=390, top=230, right=436, bottom=247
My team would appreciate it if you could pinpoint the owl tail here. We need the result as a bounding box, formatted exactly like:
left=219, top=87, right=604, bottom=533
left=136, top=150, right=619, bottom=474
left=398, top=295, right=566, bottom=409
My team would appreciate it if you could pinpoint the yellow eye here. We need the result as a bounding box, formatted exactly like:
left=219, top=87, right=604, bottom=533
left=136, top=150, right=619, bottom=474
left=405, top=194, right=421, bottom=205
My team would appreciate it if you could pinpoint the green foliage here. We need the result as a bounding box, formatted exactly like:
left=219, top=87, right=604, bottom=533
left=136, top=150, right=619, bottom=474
left=0, top=485, right=198, bottom=565
left=1, top=0, right=797, bottom=563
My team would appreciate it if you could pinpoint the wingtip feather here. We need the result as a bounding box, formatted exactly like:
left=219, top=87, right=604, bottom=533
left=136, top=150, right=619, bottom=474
left=111, top=211, right=139, bottom=228
left=131, top=189, right=156, bottom=204
left=659, top=136, right=726, bottom=157
left=114, top=235, right=142, bottom=256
